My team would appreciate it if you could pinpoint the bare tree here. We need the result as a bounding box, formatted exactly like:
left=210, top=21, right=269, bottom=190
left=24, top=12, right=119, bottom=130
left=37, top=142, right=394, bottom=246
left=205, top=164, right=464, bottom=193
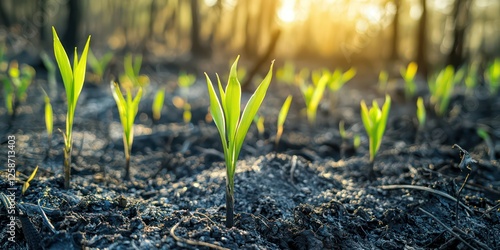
left=447, top=0, right=472, bottom=68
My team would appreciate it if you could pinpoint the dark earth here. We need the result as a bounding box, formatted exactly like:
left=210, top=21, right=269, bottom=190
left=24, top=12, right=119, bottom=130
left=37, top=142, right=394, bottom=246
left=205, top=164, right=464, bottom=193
left=1, top=59, right=499, bottom=250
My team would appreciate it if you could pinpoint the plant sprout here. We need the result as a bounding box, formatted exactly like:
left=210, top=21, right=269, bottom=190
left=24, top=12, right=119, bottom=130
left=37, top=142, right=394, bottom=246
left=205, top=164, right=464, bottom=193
left=464, top=62, right=479, bottom=95
left=22, top=166, right=39, bottom=195
left=353, top=134, right=361, bottom=150
left=40, top=51, right=57, bottom=95
left=360, top=95, right=391, bottom=172
left=416, top=96, right=426, bottom=130
left=275, top=95, right=293, bottom=146
left=119, top=53, right=149, bottom=89
left=339, top=120, right=347, bottom=140
left=111, top=82, right=143, bottom=180
left=253, top=115, right=265, bottom=137
left=88, top=49, right=113, bottom=83
left=276, top=61, right=295, bottom=84
left=484, top=58, right=500, bottom=95
left=378, top=70, right=389, bottom=93
left=176, top=72, right=196, bottom=123
left=205, top=56, right=274, bottom=228
left=40, top=88, right=53, bottom=145
left=300, top=72, right=329, bottom=125
left=152, top=88, right=165, bottom=121
left=400, top=62, right=418, bottom=99
left=3, top=61, right=36, bottom=116
left=428, top=65, right=455, bottom=116
left=52, top=26, right=91, bottom=189
left=328, top=67, right=356, bottom=92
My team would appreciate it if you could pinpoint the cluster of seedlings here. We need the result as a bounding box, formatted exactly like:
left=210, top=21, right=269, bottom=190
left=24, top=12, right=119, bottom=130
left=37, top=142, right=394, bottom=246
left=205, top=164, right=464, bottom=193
left=1, top=27, right=499, bottom=236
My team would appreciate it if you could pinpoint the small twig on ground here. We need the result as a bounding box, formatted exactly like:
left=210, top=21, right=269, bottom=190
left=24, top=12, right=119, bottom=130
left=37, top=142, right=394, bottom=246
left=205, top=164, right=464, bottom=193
left=170, top=217, right=229, bottom=250
left=418, top=208, right=480, bottom=250
left=379, top=185, right=473, bottom=214
left=452, top=144, right=476, bottom=226
left=480, top=202, right=500, bottom=219
left=38, top=199, right=57, bottom=234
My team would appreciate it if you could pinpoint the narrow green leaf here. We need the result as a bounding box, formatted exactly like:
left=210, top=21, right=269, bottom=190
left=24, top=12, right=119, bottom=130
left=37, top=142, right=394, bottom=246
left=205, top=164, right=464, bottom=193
left=225, top=56, right=242, bottom=154
left=233, top=60, right=274, bottom=174
left=72, top=35, right=91, bottom=108
left=45, top=96, right=53, bottom=137
left=52, top=27, right=73, bottom=100
left=152, top=89, right=165, bottom=121
left=277, top=95, right=293, bottom=128
left=205, top=73, right=228, bottom=157
left=22, top=165, right=38, bottom=195
left=416, top=96, right=426, bottom=128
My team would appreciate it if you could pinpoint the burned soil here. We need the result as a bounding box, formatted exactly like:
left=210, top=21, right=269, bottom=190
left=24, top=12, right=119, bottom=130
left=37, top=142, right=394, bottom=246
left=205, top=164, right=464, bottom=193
left=1, top=65, right=499, bottom=250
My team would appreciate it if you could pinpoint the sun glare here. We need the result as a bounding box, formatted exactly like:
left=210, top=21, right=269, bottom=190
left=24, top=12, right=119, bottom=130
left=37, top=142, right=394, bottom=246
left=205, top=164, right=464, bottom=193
left=277, top=0, right=297, bottom=23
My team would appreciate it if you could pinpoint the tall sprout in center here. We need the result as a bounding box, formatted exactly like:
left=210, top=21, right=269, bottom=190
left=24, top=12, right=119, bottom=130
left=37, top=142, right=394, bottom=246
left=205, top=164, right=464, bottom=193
left=205, top=56, right=274, bottom=228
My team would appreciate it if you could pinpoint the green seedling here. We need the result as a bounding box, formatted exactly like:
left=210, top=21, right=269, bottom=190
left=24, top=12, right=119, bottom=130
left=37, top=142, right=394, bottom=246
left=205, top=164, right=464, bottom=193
left=275, top=95, right=293, bottom=146
left=119, top=53, right=149, bottom=90
left=477, top=127, right=495, bottom=161
left=428, top=65, right=455, bottom=116
left=300, top=72, right=329, bottom=125
left=175, top=72, right=196, bottom=123
left=152, top=88, right=165, bottom=121
left=40, top=51, right=57, bottom=95
left=40, top=88, right=53, bottom=143
left=416, top=96, right=426, bottom=130
left=328, top=67, right=356, bottom=92
left=3, top=61, right=36, bottom=116
left=464, top=62, right=479, bottom=95
left=111, top=82, right=143, bottom=180
left=378, top=70, right=389, bottom=93
left=276, top=61, right=295, bottom=84
left=353, top=134, right=361, bottom=150
left=339, top=120, right=347, bottom=140
left=400, top=62, right=418, bottom=99
left=484, top=58, right=500, bottom=95
left=205, top=56, right=274, bottom=228
left=253, top=114, right=265, bottom=137
left=360, top=95, right=391, bottom=172
left=52, top=27, right=91, bottom=189
left=22, top=165, right=39, bottom=195
left=88, top=49, right=113, bottom=83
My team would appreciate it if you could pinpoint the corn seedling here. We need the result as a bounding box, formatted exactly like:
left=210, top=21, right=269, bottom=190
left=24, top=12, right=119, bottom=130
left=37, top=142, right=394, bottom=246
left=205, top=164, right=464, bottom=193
left=477, top=127, right=495, bottom=161
left=275, top=95, right=293, bottom=146
left=22, top=166, right=39, bottom=195
left=328, top=67, right=356, bottom=92
left=88, top=49, right=113, bottom=83
left=119, top=53, right=149, bottom=90
left=111, top=82, right=143, bottom=180
left=300, top=71, right=329, bottom=125
left=400, top=62, right=418, bottom=99
left=464, top=62, right=479, bottom=95
left=353, top=134, right=361, bottom=150
left=3, top=61, right=36, bottom=116
left=416, top=96, right=426, bottom=130
left=378, top=70, right=389, bottom=93
left=205, top=56, right=274, bottom=228
left=175, top=72, right=196, bottom=123
left=40, top=87, right=54, bottom=157
left=428, top=65, right=455, bottom=116
left=360, top=95, right=391, bottom=173
left=484, top=58, right=500, bottom=95
left=276, top=61, right=295, bottom=84
left=253, top=114, right=265, bottom=137
left=152, top=88, right=165, bottom=121
left=339, top=120, right=347, bottom=140
left=52, top=26, right=91, bottom=189
left=183, top=102, right=192, bottom=123
left=40, top=51, right=57, bottom=95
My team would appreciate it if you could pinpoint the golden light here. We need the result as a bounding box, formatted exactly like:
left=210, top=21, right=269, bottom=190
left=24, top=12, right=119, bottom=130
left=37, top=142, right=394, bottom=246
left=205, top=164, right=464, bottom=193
left=277, top=0, right=297, bottom=23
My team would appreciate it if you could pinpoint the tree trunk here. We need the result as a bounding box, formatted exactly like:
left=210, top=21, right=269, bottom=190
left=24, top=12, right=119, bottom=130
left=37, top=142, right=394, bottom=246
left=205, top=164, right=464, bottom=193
left=190, top=0, right=208, bottom=57
left=447, top=0, right=472, bottom=68
left=416, top=0, right=427, bottom=77
left=390, top=0, right=400, bottom=60
left=62, top=0, right=81, bottom=49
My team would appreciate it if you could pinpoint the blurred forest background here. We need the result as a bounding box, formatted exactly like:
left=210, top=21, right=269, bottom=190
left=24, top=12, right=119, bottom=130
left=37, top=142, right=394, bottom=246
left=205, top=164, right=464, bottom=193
left=0, top=0, right=499, bottom=75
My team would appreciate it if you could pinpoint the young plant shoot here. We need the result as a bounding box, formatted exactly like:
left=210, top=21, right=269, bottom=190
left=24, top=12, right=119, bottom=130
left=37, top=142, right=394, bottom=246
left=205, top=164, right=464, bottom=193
left=275, top=95, right=293, bottom=146
left=428, top=65, right=455, bottom=116
left=88, top=49, right=114, bottom=83
left=22, top=166, right=39, bottom=195
left=152, top=88, right=165, bottom=121
left=52, top=27, right=91, bottom=189
left=205, top=56, right=274, bottom=228
left=378, top=70, right=389, bottom=93
left=119, top=53, right=149, bottom=89
left=400, top=62, right=418, bottom=100
left=300, top=72, right=329, bottom=125
left=111, top=82, right=143, bottom=180
left=416, top=96, right=426, bottom=131
left=485, top=58, right=500, bottom=95
left=41, top=88, right=54, bottom=154
left=360, top=95, right=391, bottom=174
